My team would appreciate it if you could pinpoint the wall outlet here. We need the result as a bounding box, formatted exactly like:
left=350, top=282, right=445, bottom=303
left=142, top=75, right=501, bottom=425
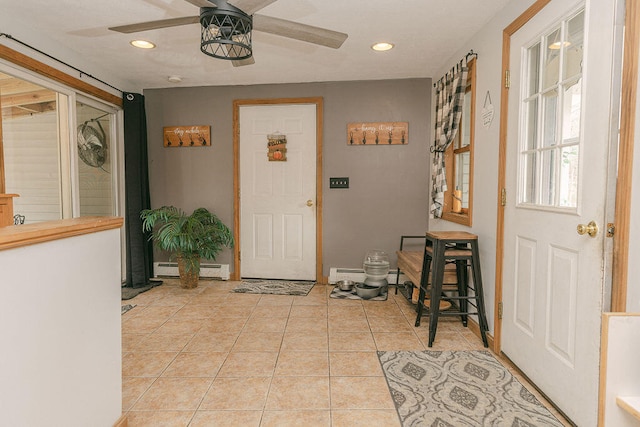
left=329, top=177, right=349, bottom=188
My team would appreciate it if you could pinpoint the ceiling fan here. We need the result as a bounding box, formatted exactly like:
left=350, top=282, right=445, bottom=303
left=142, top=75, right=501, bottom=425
left=108, top=0, right=348, bottom=67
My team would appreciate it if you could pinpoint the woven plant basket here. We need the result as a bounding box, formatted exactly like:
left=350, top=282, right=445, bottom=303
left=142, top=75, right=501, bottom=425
left=177, top=255, right=199, bottom=289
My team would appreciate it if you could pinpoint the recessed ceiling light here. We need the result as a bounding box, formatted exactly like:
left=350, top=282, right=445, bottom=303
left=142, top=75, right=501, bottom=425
left=168, top=75, right=182, bottom=83
left=372, top=42, right=394, bottom=52
left=130, top=40, right=156, bottom=49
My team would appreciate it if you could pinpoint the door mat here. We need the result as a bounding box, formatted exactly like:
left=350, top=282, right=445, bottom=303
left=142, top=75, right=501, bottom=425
left=232, top=279, right=315, bottom=296
left=330, top=285, right=388, bottom=301
left=378, top=350, right=564, bottom=426
left=121, top=280, right=163, bottom=301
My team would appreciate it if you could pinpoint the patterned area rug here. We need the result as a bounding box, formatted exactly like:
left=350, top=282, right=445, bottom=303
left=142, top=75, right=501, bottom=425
left=232, top=279, right=315, bottom=296
left=378, top=350, right=564, bottom=426
left=329, top=285, right=388, bottom=301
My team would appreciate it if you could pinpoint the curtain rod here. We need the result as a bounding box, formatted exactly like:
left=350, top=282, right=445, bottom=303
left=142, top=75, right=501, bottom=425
left=0, top=32, right=123, bottom=94
left=433, top=49, right=478, bottom=88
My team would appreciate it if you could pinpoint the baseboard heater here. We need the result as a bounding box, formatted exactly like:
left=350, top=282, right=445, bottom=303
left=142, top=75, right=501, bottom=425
left=328, top=267, right=407, bottom=285
left=153, top=262, right=230, bottom=280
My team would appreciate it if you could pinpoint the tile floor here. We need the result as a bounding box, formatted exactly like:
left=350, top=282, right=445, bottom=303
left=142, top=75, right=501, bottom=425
left=122, top=279, right=570, bottom=426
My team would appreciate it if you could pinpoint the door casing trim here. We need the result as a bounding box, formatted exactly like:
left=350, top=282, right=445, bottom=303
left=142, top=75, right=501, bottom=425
left=232, top=97, right=324, bottom=282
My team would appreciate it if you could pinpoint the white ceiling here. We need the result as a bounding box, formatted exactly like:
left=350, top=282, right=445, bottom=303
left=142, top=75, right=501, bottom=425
left=1, top=0, right=512, bottom=90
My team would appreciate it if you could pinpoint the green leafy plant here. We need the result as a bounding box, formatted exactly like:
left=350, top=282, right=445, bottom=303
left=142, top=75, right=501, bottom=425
left=140, top=206, right=233, bottom=288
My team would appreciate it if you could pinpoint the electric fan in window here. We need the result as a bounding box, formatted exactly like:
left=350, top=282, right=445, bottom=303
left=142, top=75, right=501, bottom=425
left=77, top=120, right=107, bottom=169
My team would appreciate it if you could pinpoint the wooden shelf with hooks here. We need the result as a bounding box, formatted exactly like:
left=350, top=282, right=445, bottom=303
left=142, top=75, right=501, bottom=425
left=347, top=122, right=408, bottom=145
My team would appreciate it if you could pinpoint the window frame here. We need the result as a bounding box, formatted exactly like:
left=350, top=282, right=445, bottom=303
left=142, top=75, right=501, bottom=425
left=441, top=58, right=476, bottom=226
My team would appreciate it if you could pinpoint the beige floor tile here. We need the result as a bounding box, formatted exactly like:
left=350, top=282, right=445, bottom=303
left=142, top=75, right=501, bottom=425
left=199, top=317, right=247, bottom=333
left=228, top=293, right=262, bottom=306
left=215, top=305, right=254, bottom=318
left=189, top=410, right=262, bottom=427
left=257, top=295, right=295, bottom=306
left=251, top=305, right=292, bottom=318
left=217, top=351, right=278, bottom=377
left=366, top=315, right=414, bottom=333
left=154, top=318, right=205, bottom=335
left=331, top=409, right=400, bottom=427
left=132, top=332, right=195, bottom=352
left=281, top=331, right=328, bottom=352
left=170, top=305, right=218, bottom=320
left=417, top=330, right=474, bottom=350
left=199, top=377, right=271, bottom=410
left=122, top=333, right=147, bottom=353
left=132, top=377, right=212, bottom=410
left=125, top=410, right=194, bottom=427
left=274, top=351, right=329, bottom=376
left=122, top=316, right=167, bottom=334
left=373, top=332, right=426, bottom=351
left=162, top=351, right=227, bottom=377
left=329, top=352, right=383, bottom=376
left=330, top=377, right=395, bottom=410
left=328, top=305, right=365, bottom=317
left=243, top=316, right=288, bottom=332
left=286, top=317, right=328, bottom=333
left=328, top=317, right=371, bottom=332
left=292, top=294, right=328, bottom=306
left=122, top=351, right=178, bottom=377
left=232, top=331, right=284, bottom=352
left=289, top=305, right=328, bottom=318
left=328, top=332, right=376, bottom=352
left=266, top=376, right=330, bottom=410
left=190, top=293, right=231, bottom=306
left=122, top=377, right=155, bottom=411
left=183, top=331, right=239, bottom=352
left=362, top=302, right=404, bottom=317
left=136, top=305, right=182, bottom=319
left=261, top=410, right=331, bottom=426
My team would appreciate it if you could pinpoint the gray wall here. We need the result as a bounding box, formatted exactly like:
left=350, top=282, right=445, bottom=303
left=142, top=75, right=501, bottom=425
left=144, top=78, right=431, bottom=277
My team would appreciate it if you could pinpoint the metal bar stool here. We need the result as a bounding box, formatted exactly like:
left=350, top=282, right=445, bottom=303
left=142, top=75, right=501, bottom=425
left=414, top=231, right=489, bottom=348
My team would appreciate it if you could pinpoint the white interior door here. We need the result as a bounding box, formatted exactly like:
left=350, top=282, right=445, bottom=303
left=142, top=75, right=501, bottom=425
left=240, top=104, right=317, bottom=280
left=501, top=1, right=617, bottom=425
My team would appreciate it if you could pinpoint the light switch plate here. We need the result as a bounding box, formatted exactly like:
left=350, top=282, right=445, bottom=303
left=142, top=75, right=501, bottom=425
left=330, top=177, right=349, bottom=188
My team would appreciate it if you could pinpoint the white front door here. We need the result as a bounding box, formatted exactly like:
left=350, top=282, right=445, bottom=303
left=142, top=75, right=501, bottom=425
left=239, top=104, right=317, bottom=280
left=501, top=1, right=617, bottom=425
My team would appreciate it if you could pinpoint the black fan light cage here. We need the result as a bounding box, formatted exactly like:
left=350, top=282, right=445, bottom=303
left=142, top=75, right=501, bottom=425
left=200, top=4, right=252, bottom=60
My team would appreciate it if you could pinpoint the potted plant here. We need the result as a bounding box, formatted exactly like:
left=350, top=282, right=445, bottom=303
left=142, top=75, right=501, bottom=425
left=140, top=206, right=233, bottom=289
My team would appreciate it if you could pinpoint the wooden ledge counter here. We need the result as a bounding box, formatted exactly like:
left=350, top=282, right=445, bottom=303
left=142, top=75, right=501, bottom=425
left=0, top=216, right=123, bottom=251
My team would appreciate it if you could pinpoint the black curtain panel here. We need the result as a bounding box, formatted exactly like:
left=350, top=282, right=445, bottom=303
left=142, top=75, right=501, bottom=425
left=123, top=93, right=154, bottom=288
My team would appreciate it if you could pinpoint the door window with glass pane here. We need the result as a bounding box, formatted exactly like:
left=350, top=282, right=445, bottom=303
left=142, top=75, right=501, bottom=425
left=519, top=10, right=583, bottom=209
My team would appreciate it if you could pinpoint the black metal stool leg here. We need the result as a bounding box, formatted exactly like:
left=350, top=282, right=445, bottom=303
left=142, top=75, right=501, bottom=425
left=455, top=258, right=468, bottom=327
left=414, top=250, right=432, bottom=327
left=428, top=240, right=444, bottom=347
left=469, top=240, right=489, bottom=347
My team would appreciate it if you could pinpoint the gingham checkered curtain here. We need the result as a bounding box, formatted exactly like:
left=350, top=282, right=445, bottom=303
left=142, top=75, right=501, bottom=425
left=430, top=61, right=468, bottom=218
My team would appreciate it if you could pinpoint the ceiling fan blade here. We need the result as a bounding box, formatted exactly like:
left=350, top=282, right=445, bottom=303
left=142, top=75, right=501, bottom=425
left=253, top=14, right=348, bottom=49
left=228, top=0, right=278, bottom=15
left=232, top=56, right=256, bottom=67
left=109, top=16, right=199, bottom=34
left=220, top=44, right=256, bottom=67
left=183, top=0, right=217, bottom=7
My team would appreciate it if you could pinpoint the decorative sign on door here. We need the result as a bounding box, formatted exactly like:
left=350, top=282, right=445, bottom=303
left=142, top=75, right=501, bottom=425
left=267, top=132, right=287, bottom=161
left=163, top=125, right=211, bottom=147
left=347, top=122, right=408, bottom=145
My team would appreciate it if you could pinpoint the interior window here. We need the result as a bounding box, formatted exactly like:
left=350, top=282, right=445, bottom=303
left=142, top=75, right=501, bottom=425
left=442, top=58, right=476, bottom=225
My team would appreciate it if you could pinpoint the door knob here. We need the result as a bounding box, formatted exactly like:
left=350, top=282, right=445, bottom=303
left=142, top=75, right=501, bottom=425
left=577, top=221, right=598, bottom=237
left=306, top=199, right=314, bottom=207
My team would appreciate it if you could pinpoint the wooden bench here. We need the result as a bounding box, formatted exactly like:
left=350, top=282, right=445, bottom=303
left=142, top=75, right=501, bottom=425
left=395, top=235, right=458, bottom=305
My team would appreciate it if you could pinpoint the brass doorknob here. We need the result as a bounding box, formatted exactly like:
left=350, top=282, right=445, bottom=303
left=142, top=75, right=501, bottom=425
left=306, top=199, right=314, bottom=207
left=577, top=221, right=598, bottom=237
